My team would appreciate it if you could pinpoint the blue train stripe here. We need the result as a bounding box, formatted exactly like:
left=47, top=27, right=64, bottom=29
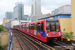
left=38, top=31, right=46, bottom=37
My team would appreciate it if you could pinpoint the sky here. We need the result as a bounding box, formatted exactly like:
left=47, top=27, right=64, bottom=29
left=0, top=0, right=71, bottom=24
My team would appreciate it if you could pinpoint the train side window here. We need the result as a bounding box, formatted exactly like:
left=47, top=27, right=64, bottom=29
left=29, top=24, right=30, bottom=29
left=30, top=24, right=31, bottom=29
left=26, top=24, right=27, bottom=28
left=19, top=26, right=20, bottom=28
left=31, top=24, right=32, bottom=29
left=21, top=25, right=22, bottom=28
left=28, top=24, right=29, bottom=29
left=33, top=24, right=34, bottom=30
left=18, top=26, right=19, bottom=28
left=22, top=25, right=23, bottom=28
left=23, top=25, right=24, bottom=28
left=27, top=24, right=29, bottom=29
left=22, top=25, right=24, bottom=28
left=41, top=22, right=44, bottom=31
left=24, top=25, right=25, bottom=29
left=34, top=23, right=37, bottom=30
left=32, top=24, right=34, bottom=30
left=38, top=23, right=40, bottom=31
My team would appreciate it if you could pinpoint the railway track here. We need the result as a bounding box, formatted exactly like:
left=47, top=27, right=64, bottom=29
left=52, top=41, right=74, bottom=50
left=13, top=30, right=40, bottom=50
left=12, top=29, right=55, bottom=50
left=12, top=29, right=75, bottom=50
left=46, top=38, right=75, bottom=50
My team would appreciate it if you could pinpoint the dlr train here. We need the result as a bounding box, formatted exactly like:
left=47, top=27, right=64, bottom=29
left=13, top=19, right=63, bottom=42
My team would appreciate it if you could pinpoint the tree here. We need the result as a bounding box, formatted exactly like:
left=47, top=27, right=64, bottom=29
left=0, top=25, right=4, bottom=32
left=0, top=45, right=4, bottom=50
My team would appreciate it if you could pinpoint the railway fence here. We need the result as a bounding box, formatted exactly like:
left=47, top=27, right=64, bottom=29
left=4, top=26, right=12, bottom=50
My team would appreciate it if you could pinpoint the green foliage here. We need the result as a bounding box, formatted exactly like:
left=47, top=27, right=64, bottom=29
left=0, top=25, right=4, bottom=32
left=63, top=28, right=66, bottom=31
left=0, top=45, right=4, bottom=50
left=63, top=28, right=74, bottom=39
left=63, top=32, right=69, bottom=39
left=70, top=32, right=73, bottom=35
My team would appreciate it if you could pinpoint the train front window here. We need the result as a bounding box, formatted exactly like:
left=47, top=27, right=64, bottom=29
left=56, top=22, right=60, bottom=31
left=46, top=22, right=50, bottom=32
left=50, top=22, right=55, bottom=31
left=46, top=20, right=60, bottom=32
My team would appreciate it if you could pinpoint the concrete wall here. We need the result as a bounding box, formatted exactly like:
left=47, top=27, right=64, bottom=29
left=0, top=31, right=10, bottom=46
left=59, top=18, right=72, bottom=32
left=71, top=0, right=75, bottom=35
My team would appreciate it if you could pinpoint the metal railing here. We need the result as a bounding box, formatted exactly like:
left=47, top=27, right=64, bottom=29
left=4, top=26, right=12, bottom=50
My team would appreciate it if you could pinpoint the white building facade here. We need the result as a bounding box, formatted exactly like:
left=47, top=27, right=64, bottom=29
left=31, top=0, right=41, bottom=16
left=51, top=5, right=71, bottom=15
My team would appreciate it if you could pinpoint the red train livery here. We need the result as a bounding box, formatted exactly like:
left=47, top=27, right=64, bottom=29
left=13, top=19, right=63, bottom=42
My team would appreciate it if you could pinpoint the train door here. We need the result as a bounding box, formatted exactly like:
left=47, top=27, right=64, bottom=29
left=27, top=24, right=29, bottom=33
left=31, top=24, right=32, bottom=34
left=25, top=24, right=26, bottom=33
left=23, top=24, right=25, bottom=31
left=34, top=23, right=37, bottom=35
left=29, top=24, right=31, bottom=34
left=21, top=25, right=22, bottom=30
left=37, top=22, right=45, bottom=37
left=31, top=24, right=34, bottom=34
left=40, top=22, right=44, bottom=36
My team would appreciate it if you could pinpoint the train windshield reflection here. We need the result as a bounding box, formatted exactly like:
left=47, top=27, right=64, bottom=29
left=46, top=20, right=60, bottom=32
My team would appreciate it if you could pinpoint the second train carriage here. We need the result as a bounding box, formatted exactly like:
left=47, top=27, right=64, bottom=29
left=13, top=19, right=63, bottom=42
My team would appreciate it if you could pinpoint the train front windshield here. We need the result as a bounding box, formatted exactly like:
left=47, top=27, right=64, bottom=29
left=46, top=20, right=60, bottom=32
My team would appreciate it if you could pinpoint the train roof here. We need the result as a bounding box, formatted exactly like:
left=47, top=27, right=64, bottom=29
left=13, top=19, right=59, bottom=26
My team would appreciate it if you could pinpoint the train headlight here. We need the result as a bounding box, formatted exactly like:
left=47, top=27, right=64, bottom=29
left=46, top=34, right=49, bottom=36
left=58, top=33, right=61, bottom=35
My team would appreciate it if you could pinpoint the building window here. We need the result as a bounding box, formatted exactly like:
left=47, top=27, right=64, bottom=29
left=70, top=16, right=71, bottom=17
left=55, top=16, right=56, bottom=19
left=58, top=16, right=59, bottom=19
